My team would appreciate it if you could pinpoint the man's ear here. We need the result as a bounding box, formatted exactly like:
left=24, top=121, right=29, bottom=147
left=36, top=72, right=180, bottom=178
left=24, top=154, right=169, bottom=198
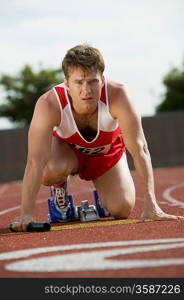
left=64, top=78, right=69, bottom=90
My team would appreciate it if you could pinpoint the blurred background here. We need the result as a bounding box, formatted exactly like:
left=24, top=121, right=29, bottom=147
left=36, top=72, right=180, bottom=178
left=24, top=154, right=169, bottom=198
left=0, top=0, right=184, bottom=181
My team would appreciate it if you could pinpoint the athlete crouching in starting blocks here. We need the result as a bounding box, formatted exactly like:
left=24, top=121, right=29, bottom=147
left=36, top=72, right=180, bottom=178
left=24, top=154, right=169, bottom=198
left=11, top=44, right=184, bottom=231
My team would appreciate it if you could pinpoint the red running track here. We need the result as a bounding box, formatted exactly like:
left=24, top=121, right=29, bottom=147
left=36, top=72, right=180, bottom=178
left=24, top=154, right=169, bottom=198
left=0, top=166, right=184, bottom=278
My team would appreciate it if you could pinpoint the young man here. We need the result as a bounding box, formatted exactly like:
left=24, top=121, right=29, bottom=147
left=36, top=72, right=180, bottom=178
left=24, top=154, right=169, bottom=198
left=12, top=44, right=183, bottom=231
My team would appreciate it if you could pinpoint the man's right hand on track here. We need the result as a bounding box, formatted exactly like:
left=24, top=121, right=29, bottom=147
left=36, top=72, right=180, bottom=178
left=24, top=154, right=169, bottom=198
left=10, top=214, right=35, bottom=232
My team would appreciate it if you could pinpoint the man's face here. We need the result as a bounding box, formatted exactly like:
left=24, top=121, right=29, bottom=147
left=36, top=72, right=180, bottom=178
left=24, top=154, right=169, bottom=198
left=64, top=67, right=104, bottom=115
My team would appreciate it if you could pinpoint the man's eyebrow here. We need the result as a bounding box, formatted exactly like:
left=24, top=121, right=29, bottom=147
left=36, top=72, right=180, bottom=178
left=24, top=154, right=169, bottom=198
left=73, top=78, right=99, bottom=82
left=73, top=78, right=83, bottom=82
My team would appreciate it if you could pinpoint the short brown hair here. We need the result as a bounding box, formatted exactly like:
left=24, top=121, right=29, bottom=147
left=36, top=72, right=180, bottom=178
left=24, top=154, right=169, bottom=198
left=62, top=44, right=105, bottom=78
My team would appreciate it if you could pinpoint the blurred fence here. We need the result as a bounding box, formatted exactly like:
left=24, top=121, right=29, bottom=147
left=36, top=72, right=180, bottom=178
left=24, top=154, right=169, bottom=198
left=0, top=128, right=28, bottom=182
left=0, top=112, right=184, bottom=182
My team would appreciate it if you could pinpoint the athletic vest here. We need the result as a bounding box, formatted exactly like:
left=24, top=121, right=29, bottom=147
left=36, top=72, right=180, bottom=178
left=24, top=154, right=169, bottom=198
left=53, top=81, right=122, bottom=156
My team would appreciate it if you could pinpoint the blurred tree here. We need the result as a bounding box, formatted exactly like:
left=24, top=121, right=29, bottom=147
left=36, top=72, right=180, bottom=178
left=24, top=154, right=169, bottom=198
left=156, top=61, right=184, bottom=113
left=0, top=64, right=63, bottom=126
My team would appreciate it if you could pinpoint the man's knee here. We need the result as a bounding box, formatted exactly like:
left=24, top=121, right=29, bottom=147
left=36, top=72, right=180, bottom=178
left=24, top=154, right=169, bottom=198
left=107, top=198, right=135, bottom=219
left=42, top=173, right=68, bottom=186
left=42, top=162, right=68, bottom=186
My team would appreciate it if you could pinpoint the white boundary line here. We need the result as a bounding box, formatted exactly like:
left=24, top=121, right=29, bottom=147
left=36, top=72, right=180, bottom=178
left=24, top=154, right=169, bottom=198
left=3, top=238, right=184, bottom=272
left=0, top=198, right=46, bottom=216
left=162, top=183, right=184, bottom=208
left=1, top=238, right=184, bottom=260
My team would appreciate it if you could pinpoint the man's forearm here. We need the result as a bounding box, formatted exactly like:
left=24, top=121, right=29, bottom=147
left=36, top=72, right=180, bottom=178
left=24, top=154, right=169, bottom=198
left=131, top=146, right=157, bottom=203
left=21, top=159, right=45, bottom=215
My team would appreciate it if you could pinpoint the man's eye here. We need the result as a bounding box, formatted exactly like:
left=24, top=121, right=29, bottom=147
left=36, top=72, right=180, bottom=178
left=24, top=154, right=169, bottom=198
left=91, top=80, right=98, bottom=84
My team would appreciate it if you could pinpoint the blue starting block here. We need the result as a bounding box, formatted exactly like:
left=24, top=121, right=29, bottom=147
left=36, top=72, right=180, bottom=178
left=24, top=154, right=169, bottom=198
left=48, top=190, right=110, bottom=223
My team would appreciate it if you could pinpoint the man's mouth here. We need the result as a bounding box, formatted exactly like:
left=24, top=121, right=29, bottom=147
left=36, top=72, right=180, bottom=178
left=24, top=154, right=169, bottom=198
left=81, top=97, right=93, bottom=101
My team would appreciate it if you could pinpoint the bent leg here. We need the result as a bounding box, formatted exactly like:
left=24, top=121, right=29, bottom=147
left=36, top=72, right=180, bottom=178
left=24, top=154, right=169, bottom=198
left=93, top=153, right=135, bottom=219
left=42, top=137, right=79, bottom=186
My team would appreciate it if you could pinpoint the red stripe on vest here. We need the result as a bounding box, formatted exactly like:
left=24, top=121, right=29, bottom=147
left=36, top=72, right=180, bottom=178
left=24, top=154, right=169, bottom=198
left=100, top=85, right=106, bottom=104
left=55, top=86, right=68, bottom=109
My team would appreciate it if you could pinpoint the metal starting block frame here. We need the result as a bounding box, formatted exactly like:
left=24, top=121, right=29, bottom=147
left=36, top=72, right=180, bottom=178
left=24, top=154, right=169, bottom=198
left=77, top=200, right=100, bottom=222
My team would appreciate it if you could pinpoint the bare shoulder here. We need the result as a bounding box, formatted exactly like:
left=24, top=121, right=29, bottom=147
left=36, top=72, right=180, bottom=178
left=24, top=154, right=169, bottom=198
left=107, top=80, right=130, bottom=102
left=36, top=89, right=58, bottom=111
left=32, top=89, right=61, bottom=126
left=107, top=80, right=136, bottom=118
left=107, top=79, right=124, bottom=93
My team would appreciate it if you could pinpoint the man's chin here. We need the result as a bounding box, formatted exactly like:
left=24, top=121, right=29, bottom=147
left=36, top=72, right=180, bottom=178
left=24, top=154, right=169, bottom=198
left=76, top=103, right=97, bottom=115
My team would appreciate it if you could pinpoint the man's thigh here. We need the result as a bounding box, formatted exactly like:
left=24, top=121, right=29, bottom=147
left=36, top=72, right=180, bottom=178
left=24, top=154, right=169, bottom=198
left=42, top=137, right=79, bottom=185
left=93, top=152, right=135, bottom=218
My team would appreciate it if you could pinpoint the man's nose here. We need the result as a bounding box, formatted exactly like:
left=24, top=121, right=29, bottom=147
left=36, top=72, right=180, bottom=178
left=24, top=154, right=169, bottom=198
left=82, top=83, right=91, bottom=94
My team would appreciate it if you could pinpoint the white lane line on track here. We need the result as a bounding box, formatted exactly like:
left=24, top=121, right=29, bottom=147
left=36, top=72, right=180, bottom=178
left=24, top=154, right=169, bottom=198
left=162, top=183, right=184, bottom=208
left=0, top=199, right=46, bottom=216
left=3, top=239, right=184, bottom=272
left=1, top=238, right=184, bottom=261
left=6, top=244, right=184, bottom=272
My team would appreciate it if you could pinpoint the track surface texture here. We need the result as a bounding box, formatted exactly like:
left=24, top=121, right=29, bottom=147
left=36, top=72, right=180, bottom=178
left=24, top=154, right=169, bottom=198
left=0, top=166, right=184, bottom=278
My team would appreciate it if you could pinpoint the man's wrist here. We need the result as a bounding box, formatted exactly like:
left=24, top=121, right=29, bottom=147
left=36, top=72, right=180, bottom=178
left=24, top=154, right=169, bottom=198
left=143, top=191, right=157, bottom=204
left=21, top=205, right=35, bottom=216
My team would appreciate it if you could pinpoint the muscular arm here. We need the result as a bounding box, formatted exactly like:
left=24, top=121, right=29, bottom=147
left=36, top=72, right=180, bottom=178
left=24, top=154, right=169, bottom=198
left=110, top=85, right=155, bottom=199
left=109, top=83, right=183, bottom=220
left=14, top=91, right=60, bottom=230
